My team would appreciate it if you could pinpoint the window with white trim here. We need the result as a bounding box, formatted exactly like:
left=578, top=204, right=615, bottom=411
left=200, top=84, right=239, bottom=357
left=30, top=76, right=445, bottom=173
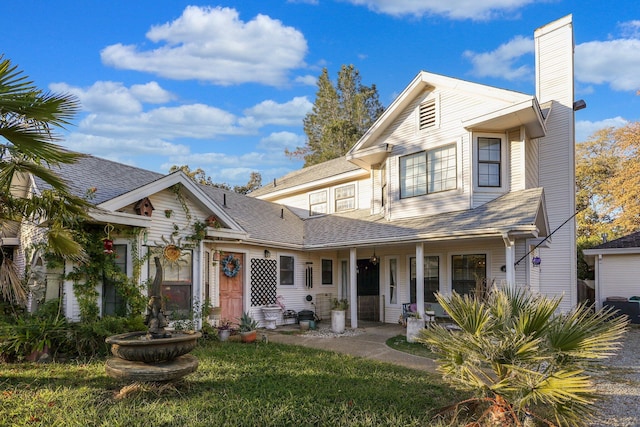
left=410, top=256, right=440, bottom=303
left=309, top=191, right=327, bottom=216
left=452, top=254, right=486, bottom=296
left=335, top=184, right=355, bottom=212
left=400, top=143, right=457, bottom=198
left=478, top=137, right=501, bottom=187
left=400, top=152, right=427, bottom=198
left=428, top=144, right=457, bottom=193
left=279, top=255, right=294, bottom=286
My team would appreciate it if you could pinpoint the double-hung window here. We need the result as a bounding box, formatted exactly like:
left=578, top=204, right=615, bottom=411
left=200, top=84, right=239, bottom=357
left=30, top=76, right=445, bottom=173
left=478, top=137, right=501, bottom=187
left=309, top=191, right=327, bottom=216
left=280, top=255, right=294, bottom=286
left=400, top=143, right=457, bottom=198
left=335, top=184, right=355, bottom=212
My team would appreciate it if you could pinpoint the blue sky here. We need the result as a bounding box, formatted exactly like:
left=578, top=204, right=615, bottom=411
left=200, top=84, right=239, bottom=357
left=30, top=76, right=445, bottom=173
left=4, top=1, right=640, bottom=186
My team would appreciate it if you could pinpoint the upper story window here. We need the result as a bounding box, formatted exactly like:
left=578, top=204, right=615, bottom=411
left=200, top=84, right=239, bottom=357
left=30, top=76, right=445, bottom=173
left=400, top=143, right=457, bottom=199
left=478, top=137, right=501, bottom=187
left=419, top=99, right=437, bottom=130
left=335, top=184, right=355, bottom=212
left=428, top=144, right=457, bottom=193
left=309, top=191, right=327, bottom=216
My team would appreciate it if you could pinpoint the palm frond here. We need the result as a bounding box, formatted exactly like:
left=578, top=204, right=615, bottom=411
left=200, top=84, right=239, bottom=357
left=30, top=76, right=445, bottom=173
left=0, top=256, right=27, bottom=305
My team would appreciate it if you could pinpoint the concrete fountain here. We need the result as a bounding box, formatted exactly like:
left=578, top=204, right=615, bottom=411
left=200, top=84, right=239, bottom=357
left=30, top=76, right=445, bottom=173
left=105, top=257, right=202, bottom=382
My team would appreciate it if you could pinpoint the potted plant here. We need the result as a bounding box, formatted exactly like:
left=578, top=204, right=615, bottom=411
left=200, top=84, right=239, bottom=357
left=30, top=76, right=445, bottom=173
left=406, top=312, right=425, bottom=343
left=331, top=298, right=349, bottom=334
left=238, top=311, right=259, bottom=343
left=217, top=319, right=233, bottom=342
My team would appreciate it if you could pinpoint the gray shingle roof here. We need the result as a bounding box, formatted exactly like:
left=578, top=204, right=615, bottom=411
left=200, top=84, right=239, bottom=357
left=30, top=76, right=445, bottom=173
left=35, top=153, right=544, bottom=249
left=198, top=185, right=305, bottom=247
left=593, top=231, right=640, bottom=249
left=249, top=156, right=362, bottom=197
left=303, top=188, right=544, bottom=247
left=36, top=154, right=163, bottom=205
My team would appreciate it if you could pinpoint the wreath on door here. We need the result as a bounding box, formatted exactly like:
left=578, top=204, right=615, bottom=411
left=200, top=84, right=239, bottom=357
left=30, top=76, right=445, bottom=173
left=221, top=254, right=241, bottom=278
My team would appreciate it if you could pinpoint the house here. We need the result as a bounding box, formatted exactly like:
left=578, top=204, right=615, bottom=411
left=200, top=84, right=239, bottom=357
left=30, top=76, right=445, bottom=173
left=3, top=15, right=579, bottom=329
left=583, top=231, right=640, bottom=322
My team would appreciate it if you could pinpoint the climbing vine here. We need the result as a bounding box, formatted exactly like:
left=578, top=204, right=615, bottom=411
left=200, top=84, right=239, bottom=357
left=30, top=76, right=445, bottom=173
left=64, top=224, right=146, bottom=322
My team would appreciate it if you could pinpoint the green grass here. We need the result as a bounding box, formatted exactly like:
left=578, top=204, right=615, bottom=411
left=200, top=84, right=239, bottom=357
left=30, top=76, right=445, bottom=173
left=1, top=340, right=467, bottom=427
left=386, top=334, right=436, bottom=359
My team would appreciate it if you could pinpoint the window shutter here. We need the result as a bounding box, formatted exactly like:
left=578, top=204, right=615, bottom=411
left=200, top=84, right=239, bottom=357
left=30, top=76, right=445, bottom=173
left=419, top=100, right=437, bottom=130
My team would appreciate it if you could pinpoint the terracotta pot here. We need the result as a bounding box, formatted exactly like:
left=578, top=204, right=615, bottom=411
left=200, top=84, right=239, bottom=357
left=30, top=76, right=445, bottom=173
left=240, top=330, right=257, bottom=343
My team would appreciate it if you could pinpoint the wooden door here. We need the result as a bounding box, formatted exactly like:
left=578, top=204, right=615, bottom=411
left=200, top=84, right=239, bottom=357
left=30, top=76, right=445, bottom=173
left=219, top=253, right=244, bottom=322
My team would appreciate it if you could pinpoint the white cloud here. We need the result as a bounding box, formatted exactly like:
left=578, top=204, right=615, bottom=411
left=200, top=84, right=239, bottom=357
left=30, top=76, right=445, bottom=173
left=78, top=104, right=244, bottom=140
left=100, top=6, right=308, bottom=86
left=575, top=117, right=628, bottom=143
left=240, top=96, right=312, bottom=128
left=619, top=20, right=640, bottom=38
left=258, top=131, right=306, bottom=152
left=463, top=35, right=533, bottom=80
left=294, top=74, right=319, bottom=86
left=63, top=133, right=190, bottom=159
left=130, top=81, right=175, bottom=104
left=51, top=81, right=143, bottom=114
left=575, top=39, right=640, bottom=91
left=345, top=0, right=536, bottom=20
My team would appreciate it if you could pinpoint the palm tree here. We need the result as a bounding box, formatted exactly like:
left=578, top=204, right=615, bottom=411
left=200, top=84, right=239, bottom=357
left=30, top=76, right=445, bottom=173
left=1, top=55, right=88, bottom=305
left=419, top=287, right=628, bottom=427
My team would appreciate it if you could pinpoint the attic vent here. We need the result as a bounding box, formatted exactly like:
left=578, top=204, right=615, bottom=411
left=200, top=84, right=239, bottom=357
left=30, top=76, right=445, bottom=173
left=419, top=99, right=437, bottom=130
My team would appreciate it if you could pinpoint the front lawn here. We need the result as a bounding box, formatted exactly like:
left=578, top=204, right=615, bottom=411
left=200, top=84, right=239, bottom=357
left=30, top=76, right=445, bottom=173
left=1, top=340, right=466, bottom=426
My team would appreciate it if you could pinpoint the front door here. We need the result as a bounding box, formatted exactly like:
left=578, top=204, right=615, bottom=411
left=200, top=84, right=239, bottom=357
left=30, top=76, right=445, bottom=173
left=357, top=259, right=380, bottom=321
left=219, top=253, right=244, bottom=323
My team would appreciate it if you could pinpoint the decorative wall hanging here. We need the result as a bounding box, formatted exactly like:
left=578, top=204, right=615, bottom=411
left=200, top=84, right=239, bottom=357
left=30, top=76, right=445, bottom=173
left=134, top=197, right=154, bottom=217
left=103, top=224, right=114, bottom=254
left=222, top=254, right=241, bottom=278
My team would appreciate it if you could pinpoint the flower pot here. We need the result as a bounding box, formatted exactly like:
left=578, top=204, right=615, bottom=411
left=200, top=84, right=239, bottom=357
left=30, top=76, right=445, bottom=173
left=218, top=329, right=231, bottom=342
left=331, top=310, right=346, bottom=334
left=240, top=330, right=257, bottom=343
left=406, top=317, right=425, bottom=343
left=299, top=320, right=310, bottom=331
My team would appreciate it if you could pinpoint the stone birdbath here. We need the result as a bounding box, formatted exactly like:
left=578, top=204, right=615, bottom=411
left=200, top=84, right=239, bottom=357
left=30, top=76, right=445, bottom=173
left=105, top=256, right=202, bottom=382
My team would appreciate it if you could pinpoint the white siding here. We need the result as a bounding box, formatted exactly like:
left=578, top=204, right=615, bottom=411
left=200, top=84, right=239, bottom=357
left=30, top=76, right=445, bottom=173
left=525, top=134, right=539, bottom=189
left=535, top=16, right=577, bottom=311
left=509, top=128, right=524, bottom=191
left=269, top=178, right=371, bottom=219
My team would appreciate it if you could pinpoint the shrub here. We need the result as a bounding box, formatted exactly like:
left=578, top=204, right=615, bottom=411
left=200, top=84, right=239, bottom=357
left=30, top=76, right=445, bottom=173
left=419, top=286, right=628, bottom=426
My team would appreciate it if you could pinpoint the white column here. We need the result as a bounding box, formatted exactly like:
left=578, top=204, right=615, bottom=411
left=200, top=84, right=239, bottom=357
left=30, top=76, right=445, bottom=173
left=415, top=242, right=425, bottom=317
left=503, top=234, right=516, bottom=290
left=350, top=247, right=358, bottom=329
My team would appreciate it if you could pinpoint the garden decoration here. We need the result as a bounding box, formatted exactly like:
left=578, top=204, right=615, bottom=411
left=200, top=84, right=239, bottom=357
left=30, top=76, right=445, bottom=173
left=103, top=223, right=114, bottom=254
left=105, top=256, right=201, bottom=382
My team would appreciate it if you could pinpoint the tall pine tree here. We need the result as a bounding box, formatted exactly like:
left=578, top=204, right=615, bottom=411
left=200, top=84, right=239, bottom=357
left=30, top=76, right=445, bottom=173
left=288, top=65, right=384, bottom=166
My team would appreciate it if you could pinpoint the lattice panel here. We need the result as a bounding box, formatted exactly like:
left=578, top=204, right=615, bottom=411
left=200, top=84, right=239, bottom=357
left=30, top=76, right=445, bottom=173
left=250, top=258, right=278, bottom=306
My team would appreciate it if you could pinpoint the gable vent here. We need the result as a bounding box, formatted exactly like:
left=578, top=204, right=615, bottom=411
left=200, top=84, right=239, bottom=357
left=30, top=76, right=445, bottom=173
left=419, top=99, right=437, bottom=130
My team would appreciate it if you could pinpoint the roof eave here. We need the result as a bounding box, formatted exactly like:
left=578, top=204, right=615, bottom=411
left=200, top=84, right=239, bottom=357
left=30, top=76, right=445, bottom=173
left=462, top=98, right=547, bottom=138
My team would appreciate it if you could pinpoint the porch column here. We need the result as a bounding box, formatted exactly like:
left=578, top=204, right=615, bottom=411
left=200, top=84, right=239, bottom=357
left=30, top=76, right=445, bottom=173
left=350, top=247, right=358, bottom=329
left=415, top=242, right=425, bottom=317
left=503, top=234, right=516, bottom=289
